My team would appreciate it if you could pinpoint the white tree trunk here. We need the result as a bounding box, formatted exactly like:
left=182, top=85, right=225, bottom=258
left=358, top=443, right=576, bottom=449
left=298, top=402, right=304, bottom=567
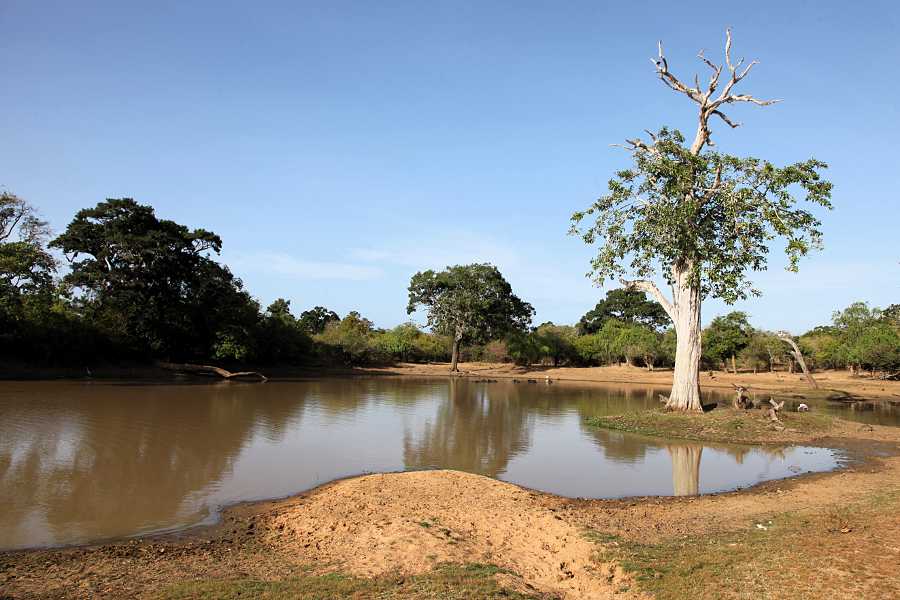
left=667, top=277, right=703, bottom=412
left=621, top=260, right=703, bottom=412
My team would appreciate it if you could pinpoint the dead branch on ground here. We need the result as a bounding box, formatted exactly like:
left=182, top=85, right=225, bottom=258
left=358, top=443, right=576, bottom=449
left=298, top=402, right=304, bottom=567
left=155, top=362, right=267, bottom=381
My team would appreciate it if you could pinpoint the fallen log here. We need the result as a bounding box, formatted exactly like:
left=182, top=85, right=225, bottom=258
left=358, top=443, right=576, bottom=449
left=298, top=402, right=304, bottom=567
left=768, top=398, right=785, bottom=423
left=155, top=362, right=267, bottom=381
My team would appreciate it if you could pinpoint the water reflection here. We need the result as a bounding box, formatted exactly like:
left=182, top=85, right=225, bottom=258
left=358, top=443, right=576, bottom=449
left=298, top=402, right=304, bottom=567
left=0, top=378, right=847, bottom=550
left=404, top=378, right=533, bottom=476
left=666, top=443, right=702, bottom=496
left=0, top=381, right=287, bottom=549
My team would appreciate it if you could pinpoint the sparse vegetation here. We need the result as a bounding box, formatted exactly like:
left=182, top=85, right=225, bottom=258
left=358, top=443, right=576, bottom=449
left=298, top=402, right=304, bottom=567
left=159, top=562, right=539, bottom=600
left=585, top=409, right=833, bottom=444
left=599, top=492, right=900, bottom=599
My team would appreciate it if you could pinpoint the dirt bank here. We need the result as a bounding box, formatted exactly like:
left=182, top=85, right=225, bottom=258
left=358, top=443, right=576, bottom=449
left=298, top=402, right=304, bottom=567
left=6, top=359, right=898, bottom=404
left=361, top=361, right=900, bottom=402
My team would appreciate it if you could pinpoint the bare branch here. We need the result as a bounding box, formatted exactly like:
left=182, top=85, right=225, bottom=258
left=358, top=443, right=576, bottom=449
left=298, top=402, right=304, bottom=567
left=697, top=48, right=717, bottom=72
left=627, top=193, right=652, bottom=208
left=653, top=29, right=780, bottom=155
left=620, top=278, right=675, bottom=320
left=711, top=109, right=742, bottom=129
left=700, top=165, right=723, bottom=204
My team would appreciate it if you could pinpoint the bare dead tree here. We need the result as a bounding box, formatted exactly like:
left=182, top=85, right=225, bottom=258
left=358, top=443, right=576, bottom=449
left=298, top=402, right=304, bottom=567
left=778, top=331, right=818, bottom=389
left=652, top=27, right=780, bottom=155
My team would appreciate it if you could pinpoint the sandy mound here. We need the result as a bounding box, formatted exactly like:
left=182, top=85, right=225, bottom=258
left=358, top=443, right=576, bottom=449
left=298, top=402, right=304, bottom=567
left=264, top=470, right=637, bottom=599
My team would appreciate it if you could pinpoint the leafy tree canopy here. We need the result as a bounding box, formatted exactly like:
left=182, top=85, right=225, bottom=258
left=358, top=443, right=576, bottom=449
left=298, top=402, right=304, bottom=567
left=569, top=30, right=833, bottom=411
left=50, top=198, right=221, bottom=305
left=266, top=298, right=293, bottom=318
left=830, top=302, right=900, bottom=372
left=703, top=311, right=753, bottom=369
left=0, top=190, right=58, bottom=300
left=299, top=306, right=340, bottom=334
left=577, top=288, right=671, bottom=335
left=407, top=263, right=534, bottom=371
left=49, top=198, right=251, bottom=360
left=571, top=127, right=832, bottom=304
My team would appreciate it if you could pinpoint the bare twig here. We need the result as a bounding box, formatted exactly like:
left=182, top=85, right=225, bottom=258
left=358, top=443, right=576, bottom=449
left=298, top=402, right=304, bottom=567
left=652, top=28, right=780, bottom=155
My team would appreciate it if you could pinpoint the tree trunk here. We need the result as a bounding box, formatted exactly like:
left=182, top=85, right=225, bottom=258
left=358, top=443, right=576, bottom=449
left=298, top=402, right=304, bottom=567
left=731, top=353, right=737, bottom=375
left=666, top=267, right=703, bottom=412
left=449, top=329, right=463, bottom=372
left=778, top=333, right=818, bottom=389
left=621, top=261, right=703, bottom=412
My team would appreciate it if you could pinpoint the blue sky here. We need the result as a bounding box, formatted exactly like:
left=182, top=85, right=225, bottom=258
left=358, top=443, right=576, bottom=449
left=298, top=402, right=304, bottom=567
left=2, top=1, right=897, bottom=334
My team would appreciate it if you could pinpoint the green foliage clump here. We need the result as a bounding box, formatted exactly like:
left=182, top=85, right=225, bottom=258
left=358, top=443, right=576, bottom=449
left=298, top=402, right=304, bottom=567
left=298, top=305, right=339, bottom=334
left=702, top=311, right=752, bottom=371
left=314, top=311, right=377, bottom=363
left=571, top=320, right=669, bottom=369
left=577, top=289, right=671, bottom=335
left=828, top=302, right=900, bottom=375
left=373, top=322, right=451, bottom=363
left=49, top=198, right=260, bottom=362
left=407, top=264, right=534, bottom=371
left=506, top=323, right=578, bottom=366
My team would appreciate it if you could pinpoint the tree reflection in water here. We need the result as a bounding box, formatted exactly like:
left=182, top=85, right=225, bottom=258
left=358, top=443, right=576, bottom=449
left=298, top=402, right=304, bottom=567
left=0, top=380, right=309, bottom=550
left=403, top=378, right=534, bottom=477
left=664, top=442, right=702, bottom=496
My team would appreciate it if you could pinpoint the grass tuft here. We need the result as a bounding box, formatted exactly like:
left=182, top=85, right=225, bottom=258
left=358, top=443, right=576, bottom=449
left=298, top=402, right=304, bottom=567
left=158, top=562, right=541, bottom=600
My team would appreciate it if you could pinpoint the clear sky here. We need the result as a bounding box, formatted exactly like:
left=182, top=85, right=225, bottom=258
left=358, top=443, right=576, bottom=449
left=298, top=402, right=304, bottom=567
left=2, top=0, right=897, bottom=334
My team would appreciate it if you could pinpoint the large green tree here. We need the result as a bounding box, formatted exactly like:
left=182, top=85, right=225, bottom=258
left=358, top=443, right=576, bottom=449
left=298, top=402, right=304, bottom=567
left=254, top=299, right=312, bottom=363
left=50, top=198, right=254, bottom=360
left=407, top=263, right=534, bottom=371
left=577, top=288, right=671, bottom=335
left=0, top=190, right=58, bottom=302
left=703, top=311, right=752, bottom=373
left=299, top=306, right=340, bottom=334
left=570, top=30, right=832, bottom=411
left=831, top=302, right=900, bottom=376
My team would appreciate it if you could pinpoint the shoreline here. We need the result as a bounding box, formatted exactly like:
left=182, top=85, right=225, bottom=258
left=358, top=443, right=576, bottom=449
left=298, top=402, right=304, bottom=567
left=2, top=366, right=900, bottom=598
left=3, top=359, right=899, bottom=402
left=4, top=417, right=899, bottom=599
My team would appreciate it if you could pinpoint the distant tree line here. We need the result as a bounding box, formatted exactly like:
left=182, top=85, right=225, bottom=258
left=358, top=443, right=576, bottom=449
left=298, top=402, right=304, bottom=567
left=1, top=191, right=897, bottom=377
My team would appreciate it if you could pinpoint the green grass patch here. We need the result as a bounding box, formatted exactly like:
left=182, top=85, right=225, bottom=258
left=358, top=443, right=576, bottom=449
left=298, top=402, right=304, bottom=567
left=585, top=409, right=833, bottom=444
left=601, top=492, right=900, bottom=600
left=157, top=562, right=540, bottom=600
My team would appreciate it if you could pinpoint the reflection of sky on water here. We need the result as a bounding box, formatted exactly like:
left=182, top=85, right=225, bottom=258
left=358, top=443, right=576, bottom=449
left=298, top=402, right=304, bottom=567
left=0, top=378, right=863, bottom=550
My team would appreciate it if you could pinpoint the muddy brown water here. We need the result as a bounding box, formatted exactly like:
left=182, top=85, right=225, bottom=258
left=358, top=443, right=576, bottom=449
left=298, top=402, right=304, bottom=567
left=2, top=376, right=887, bottom=551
